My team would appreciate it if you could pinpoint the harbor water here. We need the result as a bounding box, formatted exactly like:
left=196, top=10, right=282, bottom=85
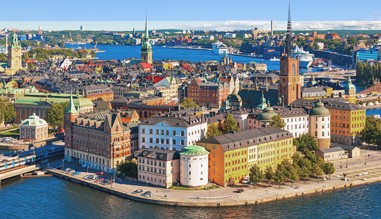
left=0, top=177, right=380, bottom=219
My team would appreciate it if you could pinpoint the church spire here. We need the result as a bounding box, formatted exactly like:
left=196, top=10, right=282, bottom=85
left=66, top=91, right=78, bottom=114
left=145, top=11, right=149, bottom=39
left=284, top=4, right=293, bottom=56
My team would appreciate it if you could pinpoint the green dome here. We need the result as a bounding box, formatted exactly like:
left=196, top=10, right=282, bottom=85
left=347, top=78, right=356, bottom=91
left=310, top=101, right=330, bottom=116
left=258, top=106, right=278, bottom=122
left=180, top=145, right=209, bottom=156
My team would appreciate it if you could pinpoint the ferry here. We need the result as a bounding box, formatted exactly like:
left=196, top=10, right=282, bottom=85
left=212, top=41, right=228, bottom=55
left=293, top=46, right=314, bottom=68
left=269, top=57, right=280, bottom=61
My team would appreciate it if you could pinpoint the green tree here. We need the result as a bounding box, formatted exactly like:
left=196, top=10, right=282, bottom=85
left=312, top=164, right=323, bottom=180
left=265, top=166, right=274, bottom=187
left=323, top=162, right=335, bottom=179
left=0, top=98, right=16, bottom=124
left=274, top=166, right=286, bottom=188
left=117, top=159, right=138, bottom=178
left=206, top=123, right=223, bottom=138
left=360, top=117, right=381, bottom=145
left=46, top=102, right=67, bottom=128
left=221, top=113, right=239, bottom=134
left=249, top=164, right=263, bottom=185
left=270, top=114, right=285, bottom=128
left=294, top=134, right=318, bottom=154
left=181, top=98, right=199, bottom=109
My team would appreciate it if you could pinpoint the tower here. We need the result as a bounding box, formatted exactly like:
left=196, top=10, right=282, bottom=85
left=309, top=100, right=331, bottom=149
left=7, top=33, right=22, bottom=75
left=345, top=77, right=357, bottom=104
left=64, top=92, right=79, bottom=162
left=278, top=5, right=301, bottom=105
left=140, top=15, right=152, bottom=64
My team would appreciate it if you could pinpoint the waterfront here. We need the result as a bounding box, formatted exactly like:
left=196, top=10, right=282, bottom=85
left=0, top=176, right=380, bottom=219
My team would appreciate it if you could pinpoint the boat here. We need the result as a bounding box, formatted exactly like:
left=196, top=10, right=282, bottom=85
left=292, top=46, right=314, bottom=68
left=212, top=41, right=228, bottom=55
left=269, top=57, right=280, bottom=61
left=316, top=64, right=331, bottom=71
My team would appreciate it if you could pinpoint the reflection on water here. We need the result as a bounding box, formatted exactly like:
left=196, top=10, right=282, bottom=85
left=1, top=177, right=381, bottom=219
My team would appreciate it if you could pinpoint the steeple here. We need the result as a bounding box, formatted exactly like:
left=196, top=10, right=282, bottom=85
left=145, top=12, right=149, bottom=39
left=66, top=92, right=78, bottom=114
left=140, top=11, right=153, bottom=64
left=284, top=4, right=292, bottom=56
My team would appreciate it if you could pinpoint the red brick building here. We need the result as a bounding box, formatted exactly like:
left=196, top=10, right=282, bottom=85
left=187, top=78, right=230, bottom=108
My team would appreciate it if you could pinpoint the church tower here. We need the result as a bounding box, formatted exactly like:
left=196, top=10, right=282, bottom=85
left=7, top=33, right=22, bottom=75
left=278, top=5, right=301, bottom=105
left=345, top=77, right=357, bottom=104
left=64, top=92, right=79, bottom=162
left=140, top=15, right=152, bottom=64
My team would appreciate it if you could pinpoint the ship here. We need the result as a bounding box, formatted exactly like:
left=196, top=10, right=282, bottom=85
left=269, top=57, right=280, bottom=61
left=212, top=41, right=228, bottom=55
left=292, top=46, right=314, bottom=68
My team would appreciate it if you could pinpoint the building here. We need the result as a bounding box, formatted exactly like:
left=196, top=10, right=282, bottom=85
left=138, top=114, right=207, bottom=151
left=6, top=33, right=22, bottom=75
left=140, top=17, right=152, bottom=64
left=354, top=48, right=380, bottom=62
left=135, top=148, right=180, bottom=188
left=278, top=7, right=301, bottom=105
left=309, top=100, right=331, bottom=149
left=275, top=106, right=309, bottom=138
left=197, top=127, right=295, bottom=186
left=14, top=93, right=94, bottom=123
left=81, top=85, right=114, bottom=101
left=179, top=145, right=209, bottom=187
left=187, top=78, right=230, bottom=108
left=316, top=147, right=347, bottom=161
left=64, top=94, right=131, bottom=173
left=326, top=101, right=366, bottom=145
left=154, top=76, right=181, bottom=103
left=20, top=113, right=49, bottom=142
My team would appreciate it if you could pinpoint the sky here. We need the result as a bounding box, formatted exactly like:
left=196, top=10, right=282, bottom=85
left=1, top=0, right=381, bottom=30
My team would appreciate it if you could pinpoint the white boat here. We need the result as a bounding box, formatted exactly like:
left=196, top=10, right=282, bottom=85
left=293, top=46, right=314, bottom=68
left=269, top=57, right=280, bottom=61
left=212, top=41, right=228, bottom=55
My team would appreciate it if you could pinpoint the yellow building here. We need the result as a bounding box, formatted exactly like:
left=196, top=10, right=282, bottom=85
left=326, top=101, right=366, bottom=145
left=198, top=127, right=295, bottom=186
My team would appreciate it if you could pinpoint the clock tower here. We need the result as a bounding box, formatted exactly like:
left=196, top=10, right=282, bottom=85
left=279, top=5, right=301, bottom=105
left=7, top=33, right=22, bottom=75
left=140, top=15, right=152, bottom=64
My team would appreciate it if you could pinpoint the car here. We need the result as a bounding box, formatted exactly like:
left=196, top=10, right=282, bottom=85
left=65, top=168, right=72, bottom=173
left=69, top=170, right=76, bottom=175
left=93, top=175, right=99, bottom=181
left=235, top=189, right=244, bottom=193
left=74, top=171, right=81, bottom=176
left=141, top=191, right=151, bottom=197
left=96, top=171, right=105, bottom=176
left=242, top=179, right=250, bottom=184
left=132, top=189, right=143, bottom=194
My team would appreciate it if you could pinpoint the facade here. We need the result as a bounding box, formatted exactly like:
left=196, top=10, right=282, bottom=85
left=354, top=48, right=380, bottom=62
left=316, top=147, right=347, bottom=161
left=278, top=8, right=301, bottom=105
left=276, top=106, right=309, bottom=138
left=20, top=113, right=49, bottom=142
left=309, top=100, right=331, bottom=149
left=6, top=33, right=22, bottom=75
left=135, top=148, right=180, bottom=188
left=14, top=93, right=93, bottom=123
left=138, top=114, right=207, bottom=151
left=179, top=145, right=209, bottom=187
left=326, top=101, right=366, bottom=145
left=187, top=78, right=230, bottom=108
left=154, top=76, right=181, bottom=103
left=198, top=127, right=295, bottom=186
left=0, top=86, right=39, bottom=100
left=140, top=17, right=153, bottom=64
left=81, top=85, right=114, bottom=101
left=64, top=95, right=131, bottom=173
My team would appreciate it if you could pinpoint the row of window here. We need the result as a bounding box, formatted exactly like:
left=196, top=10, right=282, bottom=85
left=141, top=128, right=185, bottom=136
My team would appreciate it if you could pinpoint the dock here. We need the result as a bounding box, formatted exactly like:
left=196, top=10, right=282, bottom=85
left=0, top=164, right=40, bottom=183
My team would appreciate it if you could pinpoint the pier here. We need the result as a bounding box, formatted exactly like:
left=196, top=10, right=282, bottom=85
left=0, top=165, right=40, bottom=183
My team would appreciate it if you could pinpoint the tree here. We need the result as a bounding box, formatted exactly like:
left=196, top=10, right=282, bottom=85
left=249, top=164, right=263, bottom=185
left=181, top=98, right=199, bottom=109
left=274, top=166, right=286, bottom=188
left=270, top=114, right=285, bottom=128
left=323, top=162, right=335, bottom=179
left=312, top=164, right=323, bottom=181
left=46, top=102, right=67, bottom=128
left=265, top=166, right=274, bottom=187
left=0, top=98, right=16, bottom=124
left=117, top=160, right=137, bottom=178
left=206, top=123, right=222, bottom=138
left=221, top=113, right=239, bottom=134
left=294, top=134, right=318, bottom=154
left=360, top=117, right=381, bottom=145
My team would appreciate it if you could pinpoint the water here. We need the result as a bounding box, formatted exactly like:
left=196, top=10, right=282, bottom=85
left=367, top=108, right=381, bottom=117
left=66, top=43, right=317, bottom=72
left=0, top=177, right=380, bottom=219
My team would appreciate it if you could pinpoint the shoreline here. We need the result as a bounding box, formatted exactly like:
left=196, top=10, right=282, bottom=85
left=47, top=168, right=381, bottom=207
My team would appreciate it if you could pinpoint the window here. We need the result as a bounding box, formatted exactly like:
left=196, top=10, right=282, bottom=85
left=189, top=164, right=191, bottom=167
left=150, top=129, right=153, bottom=134
left=173, top=130, right=176, bottom=136
left=166, top=130, right=169, bottom=135
left=189, top=171, right=191, bottom=175
left=173, top=139, right=176, bottom=145
left=142, top=137, right=145, bottom=143
left=181, top=131, right=185, bottom=136
left=181, top=140, right=185, bottom=146
left=142, top=128, right=145, bottom=134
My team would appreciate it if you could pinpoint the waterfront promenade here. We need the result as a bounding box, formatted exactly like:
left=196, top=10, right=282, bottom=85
left=48, top=149, right=381, bottom=207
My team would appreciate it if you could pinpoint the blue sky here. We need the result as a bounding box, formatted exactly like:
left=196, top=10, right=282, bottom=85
left=1, top=0, right=380, bottom=30
left=1, top=0, right=380, bottom=21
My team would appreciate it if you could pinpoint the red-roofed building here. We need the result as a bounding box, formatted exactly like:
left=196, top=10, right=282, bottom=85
left=140, top=62, right=152, bottom=73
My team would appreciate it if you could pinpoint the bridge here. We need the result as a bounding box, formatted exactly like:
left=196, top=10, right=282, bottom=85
left=0, top=164, right=40, bottom=183
left=304, top=70, right=356, bottom=81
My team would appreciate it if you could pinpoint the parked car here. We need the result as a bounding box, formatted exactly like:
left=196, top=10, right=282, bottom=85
left=96, top=171, right=105, bottom=176
left=235, top=189, right=244, bottom=193
left=242, top=177, right=250, bottom=184
left=141, top=191, right=151, bottom=197
left=132, top=189, right=143, bottom=194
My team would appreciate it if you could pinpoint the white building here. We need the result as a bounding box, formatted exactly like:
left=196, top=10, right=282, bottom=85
left=138, top=115, right=208, bottom=151
left=20, top=113, right=49, bottom=142
left=179, top=145, right=209, bottom=187
left=277, top=107, right=309, bottom=138
left=309, top=100, right=331, bottom=149
left=154, top=76, right=181, bottom=103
